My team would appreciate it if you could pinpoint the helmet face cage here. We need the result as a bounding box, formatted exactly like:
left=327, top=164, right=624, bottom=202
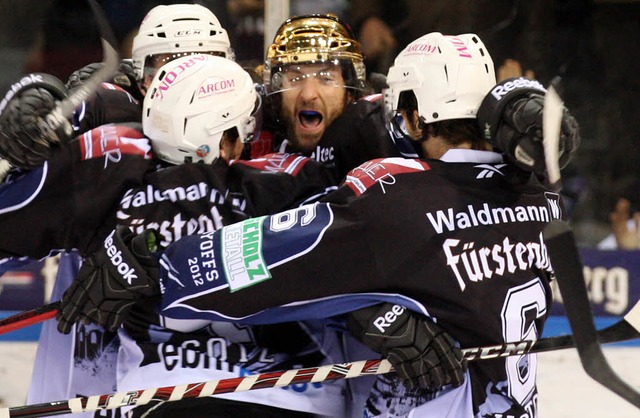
left=384, top=32, right=496, bottom=125
left=142, top=54, right=260, bottom=165
left=263, top=14, right=365, bottom=95
left=132, top=4, right=233, bottom=84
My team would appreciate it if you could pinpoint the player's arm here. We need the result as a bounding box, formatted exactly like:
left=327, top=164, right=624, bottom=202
left=477, top=77, right=581, bottom=182
left=0, top=124, right=155, bottom=259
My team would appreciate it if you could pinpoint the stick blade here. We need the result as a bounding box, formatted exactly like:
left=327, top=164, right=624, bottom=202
left=543, top=80, right=564, bottom=190
left=544, top=219, right=640, bottom=409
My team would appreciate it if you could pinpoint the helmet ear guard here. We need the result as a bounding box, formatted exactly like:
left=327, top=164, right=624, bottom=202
left=384, top=33, right=496, bottom=125
left=142, top=54, right=260, bottom=165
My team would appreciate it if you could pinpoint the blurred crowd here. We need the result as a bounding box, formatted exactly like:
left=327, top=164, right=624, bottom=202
left=1, top=0, right=639, bottom=247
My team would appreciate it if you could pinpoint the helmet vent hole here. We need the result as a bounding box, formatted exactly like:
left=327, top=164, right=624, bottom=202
left=432, top=112, right=439, bottom=119
left=210, top=30, right=217, bottom=36
left=157, top=32, right=166, bottom=38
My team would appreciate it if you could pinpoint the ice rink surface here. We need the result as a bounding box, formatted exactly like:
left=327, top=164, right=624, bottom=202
left=1, top=342, right=639, bottom=416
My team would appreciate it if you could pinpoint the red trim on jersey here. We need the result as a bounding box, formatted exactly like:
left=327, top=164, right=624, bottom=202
left=80, top=125, right=153, bottom=161
left=234, top=152, right=310, bottom=175
left=343, top=157, right=431, bottom=196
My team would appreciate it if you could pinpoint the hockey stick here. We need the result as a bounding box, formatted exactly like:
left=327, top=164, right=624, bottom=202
left=44, top=0, right=119, bottom=131
left=1, top=320, right=639, bottom=418
left=0, top=301, right=60, bottom=336
left=542, top=81, right=640, bottom=409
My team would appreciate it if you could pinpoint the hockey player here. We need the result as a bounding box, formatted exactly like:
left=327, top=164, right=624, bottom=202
left=65, top=33, right=565, bottom=417
left=0, top=54, right=390, bottom=417
left=259, top=14, right=580, bottom=186
left=257, top=14, right=404, bottom=170
left=0, top=3, right=234, bottom=171
left=0, top=6, right=238, bottom=417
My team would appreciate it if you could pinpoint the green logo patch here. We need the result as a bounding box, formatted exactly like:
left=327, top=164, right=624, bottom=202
left=221, top=216, right=271, bottom=291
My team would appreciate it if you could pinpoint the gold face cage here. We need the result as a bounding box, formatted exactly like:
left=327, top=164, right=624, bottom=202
left=263, top=14, right=366, bottom=88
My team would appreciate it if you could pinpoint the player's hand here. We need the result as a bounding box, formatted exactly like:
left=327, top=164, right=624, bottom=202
left=0, top=73, right=71, bottom=169
left=57, top=227, right=161, bottom=334
left=477, top=77, right=581, bottom=180
left=347, top=303, right=466, bottom=390
left=66, top=59, right=143, bottom=100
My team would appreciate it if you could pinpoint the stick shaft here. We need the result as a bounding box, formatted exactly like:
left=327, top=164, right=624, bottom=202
left=2, top=318, right=638, bottom=417
left=0, top=302, right=60, bottom=336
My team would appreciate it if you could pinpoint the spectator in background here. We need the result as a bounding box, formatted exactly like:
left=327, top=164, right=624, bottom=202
left=347, top=0, right=555, bottom=80
left=598, top=180, right=640, bottom=250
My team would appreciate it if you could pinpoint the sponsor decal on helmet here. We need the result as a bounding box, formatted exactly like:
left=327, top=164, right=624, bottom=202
left=156, top=55, right=209, bottom=99
left=446, top=36, right=472, bottom=58
left=196, top=145, right=210, bottom=157
left=197, top=78, right=235, bottom=98
left=404, top=42, right=437, bottom=56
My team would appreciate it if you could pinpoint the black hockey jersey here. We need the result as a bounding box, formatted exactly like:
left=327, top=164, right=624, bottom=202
left=0, top=123, right=348, bottom=416
left=155, top=150, right=563, bottom=417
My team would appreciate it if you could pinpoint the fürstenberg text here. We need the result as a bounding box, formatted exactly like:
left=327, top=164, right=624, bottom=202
left=444, top=232, right=551, bottom=291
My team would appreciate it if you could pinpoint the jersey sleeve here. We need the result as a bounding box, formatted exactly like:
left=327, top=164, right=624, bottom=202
left=229, top=153, right=341, bottom=216
left=156, top=158, right=436, bottom=324
left=0, top=124, right=155, bottom=259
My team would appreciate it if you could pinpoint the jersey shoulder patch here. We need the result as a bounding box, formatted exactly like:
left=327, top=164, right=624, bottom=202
left=343, top=157, right=431, bottom=196
left=79, top=124, right=153, bottom=161
left=233, top=152, right=310, bottom=175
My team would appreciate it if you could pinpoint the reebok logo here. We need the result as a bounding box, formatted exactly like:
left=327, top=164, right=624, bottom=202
left=0, top=73, right=46, bottom=115
left=490, top=77, right=546, bottom=101
left=104, top=230, right=138, bottom=285
left=475, top=164, right=507, bottom=179
left=373, top=304, right=405, bottom=333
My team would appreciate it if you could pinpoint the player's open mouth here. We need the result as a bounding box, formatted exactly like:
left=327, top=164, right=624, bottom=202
left=298, top=111, right=323, bottom=129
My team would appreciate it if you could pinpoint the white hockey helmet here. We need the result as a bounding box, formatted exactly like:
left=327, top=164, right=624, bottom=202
left=385, top=32, right=496, bottom=124
left=143, top=54, right=260, bottom=165
left=132, top=4, right=233, bottom=84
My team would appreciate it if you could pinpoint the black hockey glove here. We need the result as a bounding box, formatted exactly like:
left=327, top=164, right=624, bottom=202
left=0, top=73, right=72, bottom=169
left=347, top=303, right=466, bottom=390
left=57, top=227, right=160, bottom=334
left=66, top=59, right=143, bottom=101
left=477, top=77, right=581, bottom=179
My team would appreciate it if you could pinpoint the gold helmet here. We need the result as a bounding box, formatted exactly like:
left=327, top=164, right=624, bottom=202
left=263, top=14, right=366, bottom=93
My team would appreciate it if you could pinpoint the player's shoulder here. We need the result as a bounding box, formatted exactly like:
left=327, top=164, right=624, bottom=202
left=232, top=152, right=313, bottom=176
left=343, top=157, right=431, bottom=196
left=76, top=123, right=153, bottom=161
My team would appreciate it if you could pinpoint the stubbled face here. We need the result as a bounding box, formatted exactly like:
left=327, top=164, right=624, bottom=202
left=278, top=63, right=350, bottom=152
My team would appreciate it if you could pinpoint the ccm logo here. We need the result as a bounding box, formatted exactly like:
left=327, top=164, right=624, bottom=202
left=373, top=304, right=405, bottom=333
